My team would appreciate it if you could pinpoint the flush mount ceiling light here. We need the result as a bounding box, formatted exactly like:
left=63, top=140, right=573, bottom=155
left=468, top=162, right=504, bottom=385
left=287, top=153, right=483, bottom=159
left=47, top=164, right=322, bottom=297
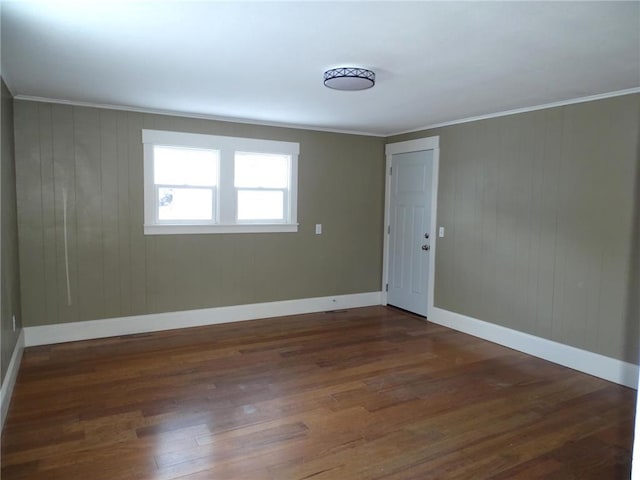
left=323, top=67, right=375, bottom=91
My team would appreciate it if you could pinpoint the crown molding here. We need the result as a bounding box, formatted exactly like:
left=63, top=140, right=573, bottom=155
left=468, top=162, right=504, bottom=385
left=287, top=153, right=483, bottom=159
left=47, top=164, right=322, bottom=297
left=13, top=87, right=640, bottom=139
left=389, top=87, right=640, bottom=137
left=12, top=95, right=386, bottom=138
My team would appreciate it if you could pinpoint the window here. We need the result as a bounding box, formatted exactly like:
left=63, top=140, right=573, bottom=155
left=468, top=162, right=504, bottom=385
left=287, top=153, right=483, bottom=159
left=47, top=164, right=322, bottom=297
left=143, top=130, right=299, bottom=234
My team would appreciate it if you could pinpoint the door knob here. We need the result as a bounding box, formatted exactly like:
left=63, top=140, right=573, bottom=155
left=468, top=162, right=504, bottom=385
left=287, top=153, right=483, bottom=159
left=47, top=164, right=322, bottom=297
left=424, top=233, right=429, bottom=239
left=421, top=244, right=430, bottom=251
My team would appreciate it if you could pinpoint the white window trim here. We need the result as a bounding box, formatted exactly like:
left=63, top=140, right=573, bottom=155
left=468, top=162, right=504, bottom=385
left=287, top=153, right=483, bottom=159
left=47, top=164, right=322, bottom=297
left=144, top=224, right=299, bottom=235
left=142, top=129, right=299, bottom=235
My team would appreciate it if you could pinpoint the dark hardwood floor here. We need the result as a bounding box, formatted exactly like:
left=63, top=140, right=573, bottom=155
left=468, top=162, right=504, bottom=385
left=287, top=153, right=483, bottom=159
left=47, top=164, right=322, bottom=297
left=1, top=306, right=636, bottom=479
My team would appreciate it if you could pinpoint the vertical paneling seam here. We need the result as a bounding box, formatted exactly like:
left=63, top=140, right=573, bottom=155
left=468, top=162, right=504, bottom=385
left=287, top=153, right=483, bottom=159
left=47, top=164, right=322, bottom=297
left=549, top=107, right=565, bottom=340
left=37, top=102, right=47, bottom=325
left=593, top=104, right=610, bottom=354
left=450, top=143, right=459, bottom=300
left=116, top=113, right=124, bottom=315
left=115, top=115, right=120, bottom=317
left=477, top=126, right=486, bottom=318
left=99, top=112, right=106, bottom=315
left=72, top=106, right=79, bottom=312
left=524, top=117, right=535, bottom=333
left=48, top=105, right=59, bottom=325
left=127, top=113, right=133, bottom=312
left=534, top=117, right=543, bottom=332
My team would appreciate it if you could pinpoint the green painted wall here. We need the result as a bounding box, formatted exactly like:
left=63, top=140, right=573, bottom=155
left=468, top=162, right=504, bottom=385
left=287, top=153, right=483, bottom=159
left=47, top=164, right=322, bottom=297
left=1, top=79, right=22, bottom=382
left=14, top=101, right=386, bottom=327
left=12, top=94, right=639, bottom=365
left=389, top=94, right=640, bottom=363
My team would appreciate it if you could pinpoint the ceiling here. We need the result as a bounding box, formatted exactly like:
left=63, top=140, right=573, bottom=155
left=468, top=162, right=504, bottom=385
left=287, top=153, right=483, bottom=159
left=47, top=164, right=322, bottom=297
left=2, top=1, right=639, bottom=136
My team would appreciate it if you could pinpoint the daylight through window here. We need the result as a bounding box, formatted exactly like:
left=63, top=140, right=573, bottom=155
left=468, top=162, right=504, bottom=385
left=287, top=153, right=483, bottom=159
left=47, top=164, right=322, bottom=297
left=143, top=130, right=299, bottom=234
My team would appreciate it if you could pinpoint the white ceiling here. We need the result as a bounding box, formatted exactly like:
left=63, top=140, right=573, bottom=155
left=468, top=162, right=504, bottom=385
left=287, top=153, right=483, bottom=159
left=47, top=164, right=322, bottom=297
left=2, top=1, right=639, bottom=136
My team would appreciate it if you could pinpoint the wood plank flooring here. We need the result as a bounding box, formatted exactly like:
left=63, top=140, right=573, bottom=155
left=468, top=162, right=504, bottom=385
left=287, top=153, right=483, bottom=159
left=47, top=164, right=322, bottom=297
left=1, top=306, right=636, bottom=479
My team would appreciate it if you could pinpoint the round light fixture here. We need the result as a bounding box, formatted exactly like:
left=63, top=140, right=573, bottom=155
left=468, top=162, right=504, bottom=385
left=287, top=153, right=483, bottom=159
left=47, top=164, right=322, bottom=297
left=324, top=67, right=375, bottom=91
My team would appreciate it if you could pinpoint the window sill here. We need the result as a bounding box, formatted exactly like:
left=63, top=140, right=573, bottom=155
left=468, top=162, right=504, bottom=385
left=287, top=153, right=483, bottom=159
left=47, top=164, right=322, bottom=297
left=144, top=223, right=299, bottom=235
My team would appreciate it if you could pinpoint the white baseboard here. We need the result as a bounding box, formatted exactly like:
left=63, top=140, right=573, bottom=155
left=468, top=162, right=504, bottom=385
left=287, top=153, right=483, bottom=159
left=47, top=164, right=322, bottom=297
left=21, top=295, right=637, bottom=389
left=1, top=329, right=25, bottom=430
left=429, top=307, right=639, bottom=389
left=24, top=292, right=383, bottom=347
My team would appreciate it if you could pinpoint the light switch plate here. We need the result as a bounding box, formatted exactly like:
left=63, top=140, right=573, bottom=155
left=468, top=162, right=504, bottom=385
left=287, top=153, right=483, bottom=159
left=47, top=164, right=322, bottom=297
left=439, top=226, right=445, bottom=237
left=315, top=224, right=322, bottom=235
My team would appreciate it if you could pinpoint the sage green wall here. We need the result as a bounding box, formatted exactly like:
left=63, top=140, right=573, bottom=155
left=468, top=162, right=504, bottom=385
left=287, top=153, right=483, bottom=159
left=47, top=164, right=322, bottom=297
left=14, top=101, right=385, bottom=327
left=1, top=79, right=22, bottom=382
left=389, top=94, right=640, bottom=363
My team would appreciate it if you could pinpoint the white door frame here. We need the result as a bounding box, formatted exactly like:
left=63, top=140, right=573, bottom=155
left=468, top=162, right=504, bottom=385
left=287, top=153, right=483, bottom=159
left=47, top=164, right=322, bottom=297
left=382, top=136, right=440, bottom=318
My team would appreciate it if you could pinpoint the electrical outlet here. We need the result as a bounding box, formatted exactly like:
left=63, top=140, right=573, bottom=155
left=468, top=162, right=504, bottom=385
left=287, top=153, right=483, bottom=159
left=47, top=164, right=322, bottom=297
left=315, top=224, right=322, bottom=235
left=439, top=226, right=445, bottom=238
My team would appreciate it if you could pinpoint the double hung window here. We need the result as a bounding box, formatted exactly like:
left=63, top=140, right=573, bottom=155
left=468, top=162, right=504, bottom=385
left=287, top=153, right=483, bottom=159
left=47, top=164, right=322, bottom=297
left=143, top=130, right=299, bottom=234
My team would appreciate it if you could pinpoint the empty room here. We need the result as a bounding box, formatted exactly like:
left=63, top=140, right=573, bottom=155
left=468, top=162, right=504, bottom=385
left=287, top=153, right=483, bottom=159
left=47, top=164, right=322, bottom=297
left=0, top=1, right=639, bottom=479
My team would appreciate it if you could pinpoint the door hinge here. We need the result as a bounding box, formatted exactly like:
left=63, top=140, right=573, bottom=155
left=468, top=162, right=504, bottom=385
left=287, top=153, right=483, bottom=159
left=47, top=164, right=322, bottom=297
left=387, top=225, right=390, bottom=234
left=389, top=166, right=393, bottom=175
left=385, top=283, right=388, bottom=292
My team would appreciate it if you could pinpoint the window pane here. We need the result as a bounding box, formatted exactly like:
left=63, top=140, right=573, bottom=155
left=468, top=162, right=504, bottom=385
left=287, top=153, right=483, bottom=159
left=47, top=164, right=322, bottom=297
left=237, top=190, right=284, bottom=220
left=234, top=152, right=289, bottom=188
left=158, top=187, right=213, bottom=220
left=154, top=146, right=218, bottom=186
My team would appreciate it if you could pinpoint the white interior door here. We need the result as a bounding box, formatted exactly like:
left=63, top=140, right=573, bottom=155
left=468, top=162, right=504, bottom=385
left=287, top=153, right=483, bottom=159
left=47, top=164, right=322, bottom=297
left=387, top=150, right=433, bottom=316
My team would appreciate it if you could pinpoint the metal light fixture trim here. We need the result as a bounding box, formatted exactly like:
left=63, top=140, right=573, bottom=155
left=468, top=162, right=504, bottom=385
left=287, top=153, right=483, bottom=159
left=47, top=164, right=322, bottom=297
left=324, top=67, right=375, bottom=91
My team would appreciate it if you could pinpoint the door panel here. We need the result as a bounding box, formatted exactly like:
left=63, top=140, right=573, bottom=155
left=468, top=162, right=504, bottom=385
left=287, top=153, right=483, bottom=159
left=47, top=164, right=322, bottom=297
left=388, top=150, right=433, bottom=316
